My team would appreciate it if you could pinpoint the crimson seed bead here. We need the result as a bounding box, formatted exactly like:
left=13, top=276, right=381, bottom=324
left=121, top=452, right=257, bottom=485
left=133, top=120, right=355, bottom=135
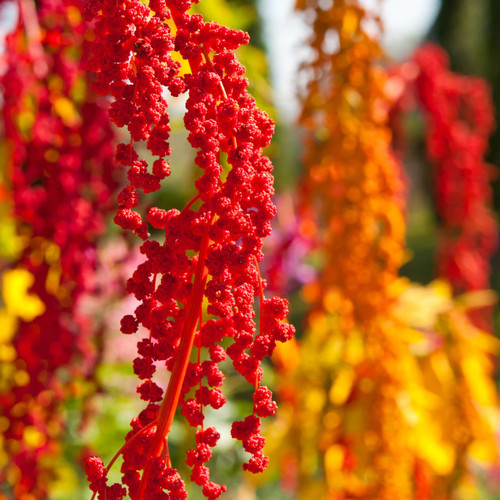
left=253, top=386, right=277, bottom=417
left=231, top=415, right=260, bottom=441
left=121, top=315, right=139, bottom=334
left=196, top=427, right=220, bottom=447
left=202, top=482, right=227, bottom=499
left=242, top=452, right=269, bottom=474
left=85, top=456, right=106, bottom=483
left=208, top=345, right=226, bottom=362
left=243, top=434, right=265, bottom=454
left=191, top=465, right=210, bottom=485
left=153, top=158, right=171, bottom=178
left=181, top=399, right=205, bottom=427
left=147, top=207, right=170, bottom=229
left=133, top=356, right=156, bottom=380
left=137, top=380, right=164, bottom=402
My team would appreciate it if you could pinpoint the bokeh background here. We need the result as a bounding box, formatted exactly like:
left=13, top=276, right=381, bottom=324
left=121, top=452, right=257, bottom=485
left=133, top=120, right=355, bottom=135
left=2, top=0, right=500, bottom=498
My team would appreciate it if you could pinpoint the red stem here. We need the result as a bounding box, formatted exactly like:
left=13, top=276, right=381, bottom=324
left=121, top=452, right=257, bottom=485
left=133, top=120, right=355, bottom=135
left=198, top=304, right=204, bottom=431
left=253, top=255, right=264, bottom=392
left=133, top=5, right=239, bottom=497
left=136, top=222, right=212, bottom=498
left=90, top=419, right=157, bottom=500
left=181, top=193, right=201, bottom=214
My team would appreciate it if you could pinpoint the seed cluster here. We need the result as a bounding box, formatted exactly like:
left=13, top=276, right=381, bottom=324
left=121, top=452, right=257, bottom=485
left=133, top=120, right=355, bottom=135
left=83, top=0, right=293, bottom=498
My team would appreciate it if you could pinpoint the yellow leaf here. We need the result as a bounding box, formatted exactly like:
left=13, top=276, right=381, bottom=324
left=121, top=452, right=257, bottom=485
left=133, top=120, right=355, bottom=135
left=23, top=426, right=46, bottom=449
left=430, top=351, right=455, bottom=388
left=0, top=344, right=15, bottom=362
left=305, top=388, right=326, bottom=413
left=462, top=355, right=498, bottom=406
left=324, top=445, right=344, bottom=473
left=329, top=366, right=354, bottom=405
left=66, top=5, right=82, bottom=26
left=344, top=328, right=364, bottom=364
left=52, top=96, right=81, bottom=127
left=273, top=336, right=300, bottom=373
left=0, top=310, right=17, bottom=343
left=16, top=110, right=35, bottom=137
left=413, top=413, right=457, bottom=474
left=469, top=436, right=498, bottom=464
left=3, top=269, right=45, bottom=321
left=456, top=289, right=497, bottom=310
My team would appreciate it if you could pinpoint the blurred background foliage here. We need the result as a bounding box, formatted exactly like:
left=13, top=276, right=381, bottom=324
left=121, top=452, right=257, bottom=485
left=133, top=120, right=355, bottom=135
left=1, top=0, right=500, bottom=498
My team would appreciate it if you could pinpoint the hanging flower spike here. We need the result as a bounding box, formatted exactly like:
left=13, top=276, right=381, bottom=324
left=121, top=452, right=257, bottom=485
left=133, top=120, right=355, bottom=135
left=267, top=1, right=416, bottom=498
left=414, top=44, right=497, bottom=297
left=0, top=0, right=118, bottom=496
left=84, top=0, right=294, bottom=498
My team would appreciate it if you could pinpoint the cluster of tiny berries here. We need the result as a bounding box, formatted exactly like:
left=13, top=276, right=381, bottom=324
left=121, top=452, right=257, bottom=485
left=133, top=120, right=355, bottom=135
left=84, top=0, right=294, bottom=498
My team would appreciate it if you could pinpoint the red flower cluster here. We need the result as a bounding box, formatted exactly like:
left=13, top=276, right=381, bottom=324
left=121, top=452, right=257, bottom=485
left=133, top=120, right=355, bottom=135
left=0, top=0, right=117, bottom=496
left=84, top=0, right=294, bottom=498
left=414, top=44, right=497, bottom=293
